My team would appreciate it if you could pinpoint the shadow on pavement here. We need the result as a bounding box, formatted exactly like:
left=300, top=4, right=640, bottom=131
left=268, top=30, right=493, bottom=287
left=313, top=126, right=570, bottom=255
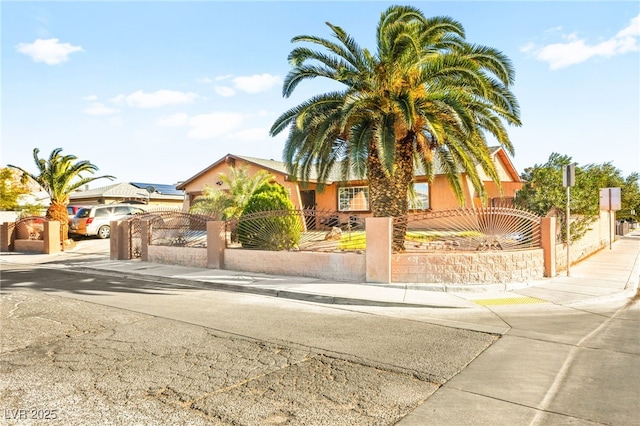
left=1, top=266, right=464, bottom=309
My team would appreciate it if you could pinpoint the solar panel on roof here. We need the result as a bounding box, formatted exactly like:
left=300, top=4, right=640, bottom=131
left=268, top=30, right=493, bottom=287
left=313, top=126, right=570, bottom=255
left=130, top=182, right=184, bottom=196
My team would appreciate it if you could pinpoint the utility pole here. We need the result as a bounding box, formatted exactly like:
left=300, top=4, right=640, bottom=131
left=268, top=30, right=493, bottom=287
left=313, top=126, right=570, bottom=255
left=563, top=164, right=575, bottom=276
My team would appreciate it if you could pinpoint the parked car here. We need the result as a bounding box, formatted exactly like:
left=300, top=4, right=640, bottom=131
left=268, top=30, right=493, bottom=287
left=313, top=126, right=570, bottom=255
left=67, top=205, right=86, bottom=216
left=67, top=205, right=86, bottom=227
left=70, top=204, right=145, bottom=239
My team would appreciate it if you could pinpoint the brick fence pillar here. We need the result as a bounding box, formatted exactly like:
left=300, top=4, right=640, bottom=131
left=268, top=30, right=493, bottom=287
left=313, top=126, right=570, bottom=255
left=110, top=220, right=132, bottom=260
left=366, top=217, right=392, bottom=283
left=207, top=221, right=225, bottom=269
left=0, top=223, right=14, bottom=252
left=140, top=219, right=151, bottom=261
left=110, top=220, right=119, bottom=260
left=44, top=220, right=61, bottom=254
left=541, top=217, right=556, bottom=278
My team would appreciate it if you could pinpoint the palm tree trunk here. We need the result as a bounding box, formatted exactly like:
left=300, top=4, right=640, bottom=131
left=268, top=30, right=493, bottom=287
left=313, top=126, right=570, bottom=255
left=47, top=201, right=69, bottom=244
left=367, top=135, right=415, bottom=252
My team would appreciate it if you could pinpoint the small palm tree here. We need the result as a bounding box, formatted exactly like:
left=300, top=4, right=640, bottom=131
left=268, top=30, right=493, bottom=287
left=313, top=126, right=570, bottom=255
left=190, top=166, right=273, bottom=219
left=9, top=148, right=115, bottom=242
left=271, top=5, right=521, bottom=250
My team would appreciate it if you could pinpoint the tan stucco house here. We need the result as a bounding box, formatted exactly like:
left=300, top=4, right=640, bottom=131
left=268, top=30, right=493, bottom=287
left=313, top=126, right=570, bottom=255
left=176, top=147, right=522, bottom=215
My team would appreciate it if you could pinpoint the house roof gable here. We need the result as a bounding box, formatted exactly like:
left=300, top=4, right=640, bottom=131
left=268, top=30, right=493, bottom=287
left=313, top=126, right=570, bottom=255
left=70, top=182, right=183, bottom=200
left=176, top=147, right=521, bottom=189
left=176, top=154, right=292, bottom=190
left=490, top=147, right=521, bottom=182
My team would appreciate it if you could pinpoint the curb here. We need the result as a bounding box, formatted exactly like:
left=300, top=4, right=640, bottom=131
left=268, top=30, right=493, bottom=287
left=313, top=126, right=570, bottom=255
left=70, top=266, right=456, bottom=308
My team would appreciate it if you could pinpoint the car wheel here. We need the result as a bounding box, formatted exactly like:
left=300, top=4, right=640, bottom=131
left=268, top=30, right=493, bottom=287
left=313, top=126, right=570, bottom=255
left=97, top=225, right=110, bottom=239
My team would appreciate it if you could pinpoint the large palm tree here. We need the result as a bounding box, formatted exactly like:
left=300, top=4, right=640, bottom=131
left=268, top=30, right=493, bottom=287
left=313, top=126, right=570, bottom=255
left=270, top=5, right=521, bottom=250
left=9, top=148, right=114, bottom=242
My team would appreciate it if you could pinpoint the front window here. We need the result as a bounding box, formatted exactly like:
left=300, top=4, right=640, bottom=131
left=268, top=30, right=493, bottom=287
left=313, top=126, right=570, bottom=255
left=338, top=186, right=369, bottom=211
left=409, top=183, right=430, bottom=210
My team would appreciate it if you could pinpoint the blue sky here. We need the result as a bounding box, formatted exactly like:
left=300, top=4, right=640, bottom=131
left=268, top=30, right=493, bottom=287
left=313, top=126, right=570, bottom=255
left=2, top=1, right=639, bottom=187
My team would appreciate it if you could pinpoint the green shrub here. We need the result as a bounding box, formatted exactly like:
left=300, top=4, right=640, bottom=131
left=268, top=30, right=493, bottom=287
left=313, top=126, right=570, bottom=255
left=237, top=183, right=301, bottom=250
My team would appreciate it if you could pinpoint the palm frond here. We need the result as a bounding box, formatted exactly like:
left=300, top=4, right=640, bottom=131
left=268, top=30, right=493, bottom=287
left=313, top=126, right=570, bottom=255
left=273, top=4, right=521, bottom=220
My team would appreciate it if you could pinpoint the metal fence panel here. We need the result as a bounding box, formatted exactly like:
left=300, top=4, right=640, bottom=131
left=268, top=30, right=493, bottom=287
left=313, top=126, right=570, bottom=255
left=393, top=207, right=541, bottom=252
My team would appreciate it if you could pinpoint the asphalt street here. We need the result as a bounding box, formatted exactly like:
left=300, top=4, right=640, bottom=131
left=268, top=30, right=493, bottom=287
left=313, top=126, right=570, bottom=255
left=1, top=233, right=639, bottom=425
left=1, top=264, right=494, bottom=425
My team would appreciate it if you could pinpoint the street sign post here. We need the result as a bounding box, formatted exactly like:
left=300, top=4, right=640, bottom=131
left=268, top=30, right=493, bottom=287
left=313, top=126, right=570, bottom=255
left=563, top=164, right=575, bottom=276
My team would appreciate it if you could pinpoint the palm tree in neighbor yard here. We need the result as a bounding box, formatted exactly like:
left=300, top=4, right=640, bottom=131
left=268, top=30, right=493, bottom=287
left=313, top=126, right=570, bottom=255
left=189, top=166, right=274, bottom=219
left=9, top=148, right=115, bottom=242
left=270, top=5, right=521, bottom=250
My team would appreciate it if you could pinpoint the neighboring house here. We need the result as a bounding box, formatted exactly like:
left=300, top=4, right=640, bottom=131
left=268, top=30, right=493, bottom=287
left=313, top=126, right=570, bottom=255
left=69, top=182, right=184, bottom=208
left=176, top=147, right=522, bottom=215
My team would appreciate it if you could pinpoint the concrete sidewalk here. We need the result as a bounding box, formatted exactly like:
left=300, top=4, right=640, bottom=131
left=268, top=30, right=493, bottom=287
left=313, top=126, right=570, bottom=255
left=398, top=233, right=640, bottom=426
left=2, top=232, right=639, bottom=312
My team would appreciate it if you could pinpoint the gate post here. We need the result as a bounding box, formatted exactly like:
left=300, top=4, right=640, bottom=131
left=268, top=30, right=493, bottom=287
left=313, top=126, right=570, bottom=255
left=207, top=221, right=225, bottom=269
left=110, top=220, right=119, bottom=260
left=110, top=220, right=131, bottom=260
left=541, top=217, right=556, bottom=277
left=366, top=217, right=392, bottom=283
left=0, top=223, right=14, bottom=252
left=44, top=220, right=61, bottom=254
left=140, top=219, right=151, bottom=261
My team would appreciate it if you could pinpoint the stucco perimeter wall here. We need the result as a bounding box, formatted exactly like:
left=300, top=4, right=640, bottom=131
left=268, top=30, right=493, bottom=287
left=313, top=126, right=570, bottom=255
left=555, top=210, right=614, bottom=272
left=224, top=249, right=366, bottom=282
left=13, top=239, right=45, bottom=253
left=148, top=245, right=208, bottom=268
left=392, top=249, right=545, bottom=285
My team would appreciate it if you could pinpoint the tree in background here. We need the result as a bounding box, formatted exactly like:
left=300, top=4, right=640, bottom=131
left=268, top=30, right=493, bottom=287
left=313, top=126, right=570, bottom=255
left=189, top=166, right=273, bottom=219
left=9, top=148, right=114, bottom=241
left=0, top=167, right=42, bottom=214
left=515, top=153, right=639, bottom=241
left=271, top=5, right=521, bottom=251
left=619, top=173, right=640, bottom=223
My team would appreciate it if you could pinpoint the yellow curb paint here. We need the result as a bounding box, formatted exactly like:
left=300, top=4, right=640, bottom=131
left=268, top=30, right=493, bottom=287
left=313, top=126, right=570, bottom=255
left=471, top=297, right=548, bottom=306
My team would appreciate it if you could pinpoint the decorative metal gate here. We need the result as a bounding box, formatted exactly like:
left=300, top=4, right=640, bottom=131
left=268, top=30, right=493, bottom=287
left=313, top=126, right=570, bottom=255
left=393, top=207, right=541, bottom=252
left=225, top=209, right=366, bottom=252
left=127, top=209, right=211, bottom=258
left=14, top=216, right=47, bottom=240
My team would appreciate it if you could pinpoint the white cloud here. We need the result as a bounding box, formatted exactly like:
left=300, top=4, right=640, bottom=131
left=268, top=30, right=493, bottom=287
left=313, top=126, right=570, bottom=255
left=16, top=38, right=83, bottom=65
left=214, top=85, right=236, bottom=97
left=198, top=77, right=213, bottom=84
left=230, top=127, right=269, bottom=142
left=233, top=73, right=281, bottom=94
left=617, top=14, right=640, bottom=38
left=520, top=42, right=535, bottom=54
left=210, top=73, right=281, bottom=97
left=187, top=112, right=244, bottom=139
left=523, top=13, right=640, bottom=69
left=83, top=102, right=120, bottom=116
left=153, top=110, right=271, bottom=141
left=156, top=113, right=189, bottom=127
left=614, top=14, right=640, bottom=54
left=83, top=95, right=98, bottom=101
left=110, top=89, right=198, bottom=108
